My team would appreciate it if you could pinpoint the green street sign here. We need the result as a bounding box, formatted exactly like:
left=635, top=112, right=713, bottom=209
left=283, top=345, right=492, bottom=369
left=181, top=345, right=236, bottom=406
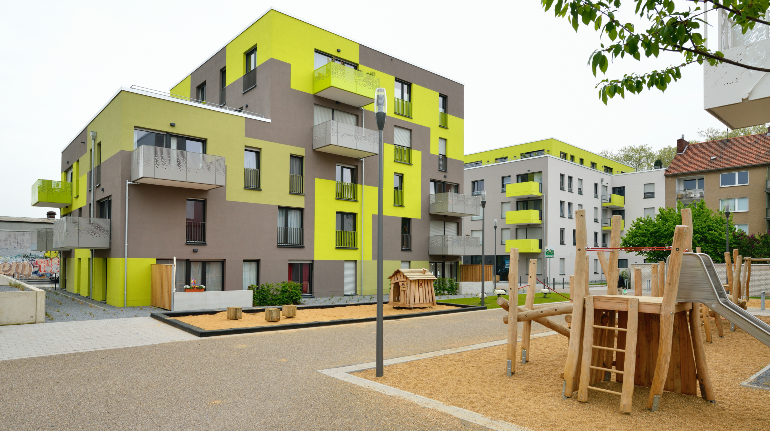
left=545, top=248, right=554, bottom=258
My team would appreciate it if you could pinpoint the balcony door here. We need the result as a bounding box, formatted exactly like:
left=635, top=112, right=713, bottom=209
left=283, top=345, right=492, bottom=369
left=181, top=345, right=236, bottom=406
left=186, top=199, right=206, bottom=244
left=343, top=261, right=356, bottom=295
left=289, top=262, right=313, bottom=295
left=133, top=129, right=205, bottom=153
left=313, top=105, right=358, bottom=126
left=430, top=220, right=457, bottom=236
left=278, top=207, right=303, bottom=247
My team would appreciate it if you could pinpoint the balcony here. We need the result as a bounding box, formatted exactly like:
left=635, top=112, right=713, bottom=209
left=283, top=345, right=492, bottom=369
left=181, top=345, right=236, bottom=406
left=601, top=193, right=625, bottom=208
left=313, top=120, right=379, bottom=158
left=312, top=63, right=381, bottom=107
left=439, top=112, right=448, bottom=128
left=244, top=168, right=260, bottom=189
left=278, top=227, right=303, bottom=247
left=394, top=145, right=412, bottom=164
left=335, top=181, right=357, bottom=201
left=429, top=235, right=481, bottom=256
left=31, top=228, right=54, bottom=251
left=506, top=209, right=542, bottom=226
left=401, top=234, right=412, bottom=251
left=394, top=98, right=412, bottom=117
left=53, top=217, right=110, bottom=250
left=438, top=154, right=447, bottom=172
left=31, top=180, right=72, bottom=208
left=290, top=175, right=304, bottom=195
left=506, top=182, right=542, bottom=199
left=186, top=221, right=206, bottom=244
left=676, top=189, right=704, bottom=206
left=336, top=230, right=357, bottom=249
left=429, top=193, right=481, bottom=217
left=131, top=146, right=226, bottom=190
left=766, top=208, right=770, bottom=219
left=505, top=239, right=542, bottom=254
left=394, top=189, right=404, bottom=206
left=601, top=218, right=625, bottom=231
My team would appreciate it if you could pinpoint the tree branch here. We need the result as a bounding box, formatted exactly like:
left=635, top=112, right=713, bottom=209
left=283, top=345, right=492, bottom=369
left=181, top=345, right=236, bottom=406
left=697, top=0, right=770, bottom=26
left=664, top=45, right=770, bottom=72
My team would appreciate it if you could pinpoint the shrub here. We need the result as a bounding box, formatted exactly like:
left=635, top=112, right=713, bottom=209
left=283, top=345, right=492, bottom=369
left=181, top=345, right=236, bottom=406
left=433, top=277, right=458, bottom=296
left=248, top=281, right=303, bottom=306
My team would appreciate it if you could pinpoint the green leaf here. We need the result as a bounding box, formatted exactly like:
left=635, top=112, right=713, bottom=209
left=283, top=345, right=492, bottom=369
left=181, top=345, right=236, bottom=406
left=595, top=15, right=603, bottom=31
left=599, top=55, right=609, bottom=73
left=591, top=53, right=601, bottom=76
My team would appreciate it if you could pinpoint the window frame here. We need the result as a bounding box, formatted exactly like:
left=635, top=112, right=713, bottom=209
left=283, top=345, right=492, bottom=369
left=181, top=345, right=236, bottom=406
left=185, top=199, right=207, bottom=245
left=720, top=170, right=749, bottom=187
left=395, top=79, right=412, bottom=102
left=196, top=82, right=206, bottom=102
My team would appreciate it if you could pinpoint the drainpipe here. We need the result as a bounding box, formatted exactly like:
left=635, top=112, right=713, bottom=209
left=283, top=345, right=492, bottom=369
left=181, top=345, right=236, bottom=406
left=89, top=131, right=96, bottom=299
left=124, top=180, right=138, bottom=307
left=360, top=107, right=365, bottom=296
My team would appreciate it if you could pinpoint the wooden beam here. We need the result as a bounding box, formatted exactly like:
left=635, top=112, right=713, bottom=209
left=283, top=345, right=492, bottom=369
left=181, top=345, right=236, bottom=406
left=517, top=303, right=574, bottom=321
left=733, top=255, right=742, bottom=305
left=607, top=215, right=623, bottom=295
left=577, top=295, right=595, bottom=403
left=651, top=263, right=659, bottom=297
left=522, top=259, right=537, bottom=363
left=702, top=304, right=712, bottom=343
left=745, top=259, right=752, bottom=300
left=681, top=208, right=693, bottom=251
left=503, top=314, right=571, bottom=337
left=564, top=209, right=588, bottom=397
left=689, top=305, right=716, bottom=401
left=658, top=261, right=666, bottom=298
left=620, top=297, right=639, bottom=414
left=507, top=247, right=519, bottom=370
left=634, top=267, right=643, bottom=296
left=725, top=252, right=733, bottom=295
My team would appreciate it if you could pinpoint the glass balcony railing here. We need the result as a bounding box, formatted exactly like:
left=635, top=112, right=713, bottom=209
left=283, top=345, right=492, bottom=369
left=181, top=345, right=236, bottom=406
left=278, top=227, right=303, bottom=247
left=506, top=181, right=542, bottom=198
left=439, top=112, right=448, bottom=128
left=394, top=145, right=412, bottom=164
left=312, top=63, right=380, bottom=107
left=394, top=189, right=404, bottom=206
left=244, top=168, right=260, bottom=189
left=335, top=181, right=357, bottom=201
left=394, top=98, right=412, bottom=117
left=336, top=230, right=357, bottom=249
left=31, top=179, right=72, bottom=208
left=290, top=175, right=304, bottom=195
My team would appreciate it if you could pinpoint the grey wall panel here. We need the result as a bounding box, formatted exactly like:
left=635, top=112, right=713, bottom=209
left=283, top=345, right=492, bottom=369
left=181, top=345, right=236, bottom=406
left=314, top=260, right=344, bottom=297
left=61, top=128, right=89, bottom=173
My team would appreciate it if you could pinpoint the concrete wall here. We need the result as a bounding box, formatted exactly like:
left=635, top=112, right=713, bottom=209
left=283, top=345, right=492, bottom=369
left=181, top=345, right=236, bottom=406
left=0, top=274, right=45, bottom=325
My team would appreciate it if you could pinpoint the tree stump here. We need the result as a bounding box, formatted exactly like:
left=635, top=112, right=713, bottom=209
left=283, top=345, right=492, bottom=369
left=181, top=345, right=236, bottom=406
left=265, top=308, right=281, bottom=322
left=283, top=304, right=297, bottom=318
left=227, top=307, right=242, bottom=320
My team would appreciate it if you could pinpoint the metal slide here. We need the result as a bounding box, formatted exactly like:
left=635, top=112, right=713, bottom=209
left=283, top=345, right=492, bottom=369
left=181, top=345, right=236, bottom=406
left=674, top=253, right=770, bottom=348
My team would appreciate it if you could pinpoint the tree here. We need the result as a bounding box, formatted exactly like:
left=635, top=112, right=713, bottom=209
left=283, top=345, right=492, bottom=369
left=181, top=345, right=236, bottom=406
left=730, top=230, right=770, bottom=259
left=694, top=123, right=769, bottom=143
left=541, top=0, right=770, bottom=104
left=621, top=200, right=733, bottom=262
left=599, top=143, right=676, bottom=170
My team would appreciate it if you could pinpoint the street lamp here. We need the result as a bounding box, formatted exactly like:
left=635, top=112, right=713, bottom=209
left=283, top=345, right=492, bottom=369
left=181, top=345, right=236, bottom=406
left=375, top=88, right=386, bottom=377
left=481, top=191, right=487, bottom=306
left=493, top=219, right=498, bottom=293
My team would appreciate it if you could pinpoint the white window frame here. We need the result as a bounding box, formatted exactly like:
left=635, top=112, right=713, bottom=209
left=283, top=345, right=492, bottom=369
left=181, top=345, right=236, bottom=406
left=735, top=224, right=749, bottom=233
left=719, top=170, right=749, bottom=188
left=719, top=197, right=749, bottom=212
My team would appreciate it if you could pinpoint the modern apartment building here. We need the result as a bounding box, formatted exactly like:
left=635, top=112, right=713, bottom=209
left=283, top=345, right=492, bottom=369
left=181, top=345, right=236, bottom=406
left=463, top=139, right=665, bottom=283
left=29, top=9, right=476, bottom=307
left=665, top=134, right=770, bottom=235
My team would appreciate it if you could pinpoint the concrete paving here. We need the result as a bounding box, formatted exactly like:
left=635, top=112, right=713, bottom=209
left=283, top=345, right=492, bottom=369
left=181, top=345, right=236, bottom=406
left=0, top=307, right=553, bottom=430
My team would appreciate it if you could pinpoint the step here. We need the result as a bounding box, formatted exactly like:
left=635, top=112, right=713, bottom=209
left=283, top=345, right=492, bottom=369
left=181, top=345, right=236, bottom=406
left=592, top=345, right=625, bottom=352
left=587, top=386, right=622, bottom=395
left=593, top=325, right=627, bottom=331
left=589, top=365, right=623, bottom=374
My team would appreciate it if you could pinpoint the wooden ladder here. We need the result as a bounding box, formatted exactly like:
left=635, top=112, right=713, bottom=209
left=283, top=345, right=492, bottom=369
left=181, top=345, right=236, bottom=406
left=577, top=296, right=640, bottom=414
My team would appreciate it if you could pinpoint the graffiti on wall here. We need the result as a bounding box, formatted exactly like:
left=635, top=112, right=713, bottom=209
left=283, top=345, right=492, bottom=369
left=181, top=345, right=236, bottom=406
left=0, top=230, right=60, bottom=279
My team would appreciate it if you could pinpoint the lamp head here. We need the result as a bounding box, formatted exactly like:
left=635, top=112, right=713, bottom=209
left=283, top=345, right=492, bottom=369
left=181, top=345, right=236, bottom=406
left=90, top=131, right=97, bottom=140
left=375, top=88, right=387, bottom=114
left=494, top=219, right=497, bottom=228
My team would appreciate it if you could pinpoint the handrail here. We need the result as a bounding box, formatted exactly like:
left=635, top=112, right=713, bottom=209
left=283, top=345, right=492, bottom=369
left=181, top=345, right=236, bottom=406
left=186, top=221, right=206, bottom=244
left=244, top=168, right=260, bottom=189
left=336, top=230, right=357, bottom=248
left=336, top=181, right=357, bottom=200
left=394, top=145, right=412, bottom=164
left=278, top=227, right=303, bottom=246
left=290, top=175, right=304, bottom=194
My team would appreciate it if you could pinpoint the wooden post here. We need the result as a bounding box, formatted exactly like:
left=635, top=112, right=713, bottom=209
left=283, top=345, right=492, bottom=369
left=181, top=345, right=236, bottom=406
left=607, top=215, right=623, bottom=295
left=507, top=248, right=519, bottom=373
left=569, top=275, right=575, bottom=299
left=651, top=263, right=659, bottom=297
left=658, top=261, right=666, bottom=298
left=745, top=259, right=752, bottom=300
left=283, top=304, right=297, bottom=318
left=521, top=259, right=537, bottom=363
left=227, top=307, right=242, bottom=320
left=265, top=308, right=280, bottom=322
left=620, top=298, right=639, bottom=414
left=696, top=247, right=702, bottom=253
left=725, top=252, right=733, bottom=294
left=681, top=208, right=693, bottom=251
left=733, top=254, right=742, bottom=305
left=577, top=296, right=594, bottom=403
left=689, top=305, right=716, bottom=401
left=634, top=268, right=643, bottom=296
left=701, top=304, right=713, bottom=342
left=597, top=251, right=609, bottom=282
left=647, top=225, right=687, bottom=410
left=564, top=209, right=588, bottom=397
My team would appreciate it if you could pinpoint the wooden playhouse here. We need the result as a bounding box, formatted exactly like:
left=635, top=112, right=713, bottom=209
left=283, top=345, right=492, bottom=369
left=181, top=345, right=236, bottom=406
left=388, top=268, right=437, bottom=308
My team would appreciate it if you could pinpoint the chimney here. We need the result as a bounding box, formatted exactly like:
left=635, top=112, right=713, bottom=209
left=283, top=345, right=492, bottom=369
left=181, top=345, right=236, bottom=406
left=677, top=135, right=688, bottom=154
left=46, top=211, right=56, bottom=220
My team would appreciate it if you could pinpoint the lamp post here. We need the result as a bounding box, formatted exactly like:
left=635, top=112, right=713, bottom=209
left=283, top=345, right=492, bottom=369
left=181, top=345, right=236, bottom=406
left=493, top=219, right=498, bottom=293
left=375, top=88, right=387, bottom=377
left=481, top=191, right=487, bottom=306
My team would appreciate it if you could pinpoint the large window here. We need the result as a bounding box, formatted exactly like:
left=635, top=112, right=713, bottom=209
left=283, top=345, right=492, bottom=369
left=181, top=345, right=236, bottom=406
left=244, top=149, right=260, bottom=189
left=168, top=260, right=224, bottom=291
left=501, top=202, right=511, bottom=219
left=394, top=173, right=404, bottom=206
left=290, top=155, right=304, bottom=194
left=278, top=207, right=303, bottom=246
left=288, top=262, right=313, bottom=295
left=735, top=224, right=749, bottom=233
left=429, top=261, right=457, bottom=281
left=394, top=126, right=412, bottom=164
left=313, top=105, right=358, bottom=126
left=430, top=180, right=458, bottom=194
left=243, top=260, right=259, bottom=290
left=471, top=180, right=484, bottom=195
left=336, top=164, right=357, bottom=200
left=186, top=199, right=206, bottom=244
left=134, top=129, right=205, bottom=153
left=402, top=218, right=412, bottom=250
left=336, top=212, right=357, bottom=248
left=314, top=50, right=357, bottom=69
left=98, top=198, right=111, bottom=220
left=438, top=138, right=447, bottom=172
left=501, top=176, right=511, bottom=192
left=394, top=79, right=411, bottom=102
left=683, top=178, right=705, bottom=190
left=720, top=171, right=749, bottom=187
left=720, top=197, right=748, bottom=212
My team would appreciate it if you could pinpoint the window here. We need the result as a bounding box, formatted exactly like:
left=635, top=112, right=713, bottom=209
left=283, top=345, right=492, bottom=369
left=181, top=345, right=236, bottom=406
left=394, top=79, right=411, bottom=102
left=98, top=198, right=111, bottom=220
left=573, top=229, right=576, bottom=246
left=243, top=261, right=259, bottom=290
left=402, top=218, right=412, bottom=250
left=560, top=151, right=567, bottom=160
left=570, top=155, right=575, bottom=162
left=560, top=228, right=565, bottom=245
left=578, top=204, right=583, bottom=211
left=568, top=176, right=573, bottom=192
left=246, top=48, right=257, bottom=72
left=594, top=259, right=599, bottom=274
left=177, top=260, right=223, bottom=291
left=560, top=174, right=565, bottom=190
left=594, top=183, right=599, bottom=198
left=471, top=230, right=482, bottom=238
left=560, top=201, right=565, bottom=218
left=244, top=149, right=260, bottom=189
left=568, top=202, right=573, bottom=219
left=394, top=126, right=412, bottom=164
left=196, top=82, right=206, bottom=102
left=612, top=186, right=625, bottom=197
left=594, top=207, right=599, bottom=222
left=604, top=166, right=613, bottom=174
left=644, top=183, right=655, bottom=198
left=219, top=68, right=226, bottom=106
left=720, top=171, right=749, bottom=187
left=602, top=233, right=608, bottom=247
left=430, top=262, right=458, bottom=281
left=735, top=224, right=749, bottom=233
left=244, top=47, right=258, bottom=92
left=496, top=157, right=508, bottom=163
left=594, top=232, right=598, bottom=247
left=591, top=162, right=597, bottom=169
left=559, top=258, right=565, bottom=275
left=464, top=161, right=482, bottom=168
left=438, top=138, right=447, bottom=171
left=471, top=180, right=484, bottom=195
left=644, top=207, right=655, bottom=218
left=288, top=262, right=313, bottom=295
left=521, top=150, right=545, bottom=158
left=290, top=155, right=304, bottom=194
left=576, top=179, right=582, bottom=195
left=501, top=228, right=511, bottom=244
left=186, top=199, right=206, bottom=244
left=313, top=105, right=358, bottom=126
left=94, top=142, right=102, bottom=187
left=580, top=158, right=584, bottom=165
left=336, top=212, right=357, bottom=248
left=683, top=178, right=705, bottom=190
left=439, top=94, right=448, bottom=128
left=278, top=207, right=303, bottom=246
left=501, top=176, right=511, bottom=192
left=314, top=50, right=357, bottom=70
left=501, top=202, right=511, bottom=219
left=618, top=259, right=628, bottom=269
left=719, top=197, right=748, bottom=212
left=394, top=173, right=404, bottom=206
left=430, top=180, right=458, bottom=194
left=65, top=166, right=73, bottom=183
left=134, top=129, right=205, bottom=153
left=336, top=165, right=357, bottom=200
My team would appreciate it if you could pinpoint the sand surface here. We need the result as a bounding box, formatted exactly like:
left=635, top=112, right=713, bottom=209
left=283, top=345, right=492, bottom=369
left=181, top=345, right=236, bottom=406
left=172, top=303, right=458, bottom=330
left=356, top=316, right=770, bottom=430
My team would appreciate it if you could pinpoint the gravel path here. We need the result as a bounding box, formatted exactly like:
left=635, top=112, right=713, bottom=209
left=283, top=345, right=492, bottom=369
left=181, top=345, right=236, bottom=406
left=36, top=285, right=164, bottom=322
left=0, top=285, right=26, bottom=292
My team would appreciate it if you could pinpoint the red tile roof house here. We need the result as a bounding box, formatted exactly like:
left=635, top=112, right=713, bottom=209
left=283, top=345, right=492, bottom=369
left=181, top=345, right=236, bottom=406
left=664, top=129, right=770, bottom=236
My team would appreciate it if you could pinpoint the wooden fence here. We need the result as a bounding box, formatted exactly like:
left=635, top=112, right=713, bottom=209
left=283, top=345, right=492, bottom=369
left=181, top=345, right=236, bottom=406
left=460, top=264, right=495, bottom=282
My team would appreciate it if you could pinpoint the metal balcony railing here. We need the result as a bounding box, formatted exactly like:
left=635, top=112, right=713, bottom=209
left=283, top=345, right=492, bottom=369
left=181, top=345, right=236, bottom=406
left=394, top=98, right=412, bottom=117
left=568, top=185, right=573, bottom=193
left=560, top=185, right=565, bottom=191
left=131, top=146, right=226, bottom=189
left=312, top=63, right=380, bottom=107
left=429, top=193, right=481, bottom=217
left=186, top=221, right=206, bottom=244
left=601, top=218, right=611, bottom=228
left=244, top=168, right=260, bottom=189
left=394, top=189, right=404, bottom=206
left=94, top=165, right=101, bottom=187
left=401, top=234, right=412, bottom=250
left=394, top=145, right=412, bottom=164
left=336, top=181, right=357, bottom=200
left=53, top=217, right=111, bottom=250
left=243, top=69, right=257, bottom=92
left=278, top=227, right=303, bottom=247
left=568, top=211, right=573, bottom=219
left=439, top=112, right=448, bottom=128
left=644, top=191, right=655, bottom=198
left=336, top=230, right=357, bottom=248
left=290, top=175, right=304, bottom=194
left=313, top=120, right=379, bottom=157
left=578, top=187, right=582, bottom=195
left=438, top=154, right=447, bottom=172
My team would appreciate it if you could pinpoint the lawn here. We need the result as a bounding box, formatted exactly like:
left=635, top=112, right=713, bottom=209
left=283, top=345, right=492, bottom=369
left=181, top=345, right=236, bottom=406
left=439, top=292, right=571, bottom=309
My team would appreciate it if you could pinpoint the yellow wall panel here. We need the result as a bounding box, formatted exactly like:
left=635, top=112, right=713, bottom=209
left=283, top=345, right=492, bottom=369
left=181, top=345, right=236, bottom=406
left=383, top=144, right=422, bottom=219
left=171, top=75, right=191, bottom=99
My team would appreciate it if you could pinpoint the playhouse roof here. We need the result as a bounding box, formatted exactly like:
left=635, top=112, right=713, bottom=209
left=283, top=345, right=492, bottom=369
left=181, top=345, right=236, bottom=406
left=388, top=268, right=437, bottom=281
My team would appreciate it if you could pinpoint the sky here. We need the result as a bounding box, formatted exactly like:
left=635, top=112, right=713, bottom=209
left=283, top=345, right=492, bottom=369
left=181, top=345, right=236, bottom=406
left=0, top=0, right=726, bottom=218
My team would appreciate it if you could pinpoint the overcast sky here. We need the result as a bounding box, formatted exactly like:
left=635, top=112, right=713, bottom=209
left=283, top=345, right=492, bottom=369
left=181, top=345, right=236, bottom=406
left=0, top=0, right=725, bottom=218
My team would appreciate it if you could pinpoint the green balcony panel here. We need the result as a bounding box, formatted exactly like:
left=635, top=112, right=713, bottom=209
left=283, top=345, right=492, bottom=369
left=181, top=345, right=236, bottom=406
left=394, top=98, right=412, bottom=117
left=336, top=230, right=357, bottom=248
left=313, top=63, right=381, bottom=107
left=32, top=179, right=72, bottom=208
left=506, top=182, right=542, bottom=198
left=505, top=210, right=542, bottom=225
left=505, top=239, right=541, bottom=254
left=601, top=218, right=625, bottom=231
left=394, top=189, right=404, bottom=206
left=394, top=145, right=412, bottom=164
left=336, top=181, right=357, bottom=201
left=439, top=112, right=448, bottom=128
left=602, top=194, right=625, bottom=208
